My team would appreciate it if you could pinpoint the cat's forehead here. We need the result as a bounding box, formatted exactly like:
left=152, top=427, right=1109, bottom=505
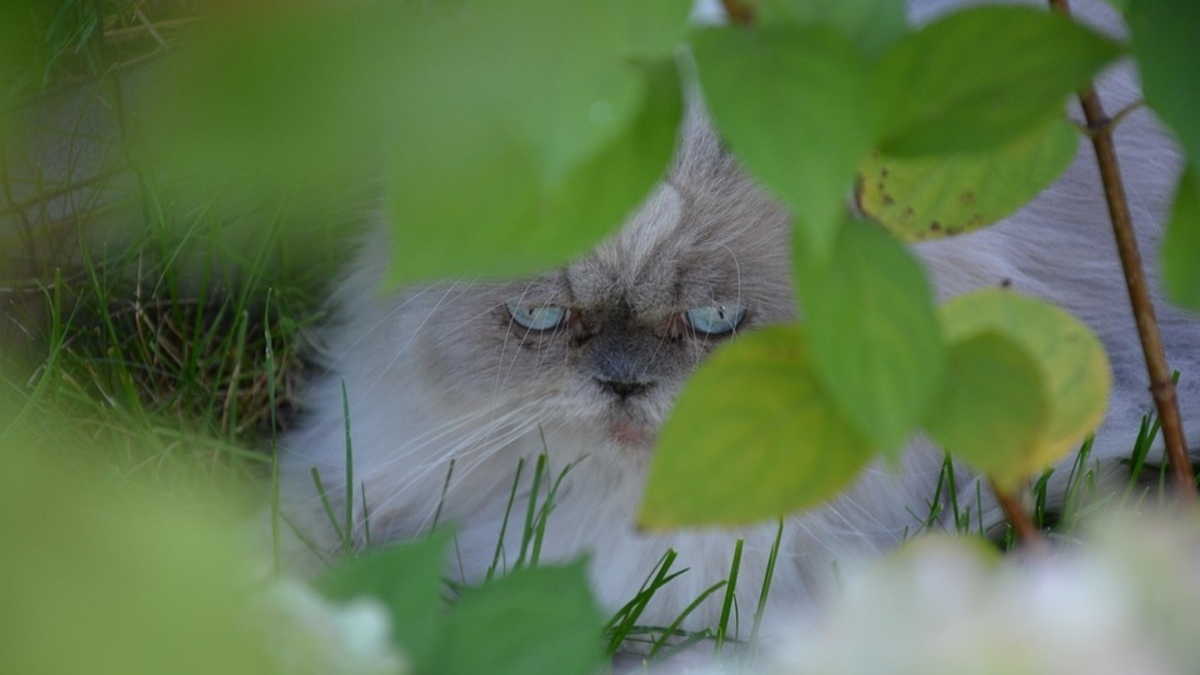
left=565, top=191, right=784, bottom=314
left=555, top=112, right=791, bottom=314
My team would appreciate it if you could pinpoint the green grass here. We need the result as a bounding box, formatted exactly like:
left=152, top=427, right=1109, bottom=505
left=0, top=1, right=334, bottom=499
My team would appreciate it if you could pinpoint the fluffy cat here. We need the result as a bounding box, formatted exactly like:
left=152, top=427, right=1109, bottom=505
left=279, top=0, right=1200, bottom=638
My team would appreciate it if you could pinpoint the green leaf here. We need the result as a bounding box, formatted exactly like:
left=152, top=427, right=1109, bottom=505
left=758, top=0, right=908, bottom=60
left=875, top=5, right=1122, bottom=155
left=1128, top=0, right=1200, bottom=163
left=381, top=0, right=689, bottom=285
left=857, top=117, right=1080, bottom=241
left=385, top=58, right=681, bottom=285
left=922, top=331, right=1049, bottom=486
left=1163, top=165, right=1200, bottom=312
left=691, top=25, right=875, bottom=259
left=640, top=326, right=874, bottom=527
left=315, top=532, right=450, bottom=671
left=934, top=290, right=1111, bottom=489
left=434, top=562, right=605, bottom=675
left=0, top=437, right=275, bottom=675
left=145, top=5, right=401, bottom=190
left=795, top=219, right=943, bottom=455
left=150, top=0, right=689, bottom=285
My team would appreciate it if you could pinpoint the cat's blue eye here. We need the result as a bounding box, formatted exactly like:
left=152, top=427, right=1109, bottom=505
left=684, top=303, right=747, bottom=336
left=506, top=301, right=568, bottom=331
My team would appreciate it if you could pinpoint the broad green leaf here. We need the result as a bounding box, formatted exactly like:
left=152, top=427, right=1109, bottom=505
left=380, top=0, right=689, bottom=284
left=400, top=0, right=687, bottom=193
left=936, top=290, right=1111, bottom=488
left=795, top=218, right=943, bottom=456
left=758, top=0, right=907, bottom=60
left=692, top=26, right=875, bottom=259
left=875, top=5, right=1121, bottom=155
left=145, top=6, right=401, bottom=190
left=0, top=438, right=275, bottom=675
left=385, top=57, right=681, bottom=285
left=640, top=326, right=874, bottom=527
left=1128, top=0, right=1200, bottom=163
left=149, top=0, right=689, bottom=285
left=1163, top=165, right=1200, bottom=312
left=858, top=117, right=1080, bottom=241
left=922, top=331, right=1049, bottom=486
left=434, top=562, right=605, bottom=675
left=315, top=532, right=450, bottom=671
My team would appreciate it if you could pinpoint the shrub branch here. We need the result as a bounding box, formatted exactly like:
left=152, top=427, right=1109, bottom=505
left=991, top=480, right=1047, bottom=550
left=719, top=0, right=755, bottom=25
left=1048, top=0, right=1195, bottom=502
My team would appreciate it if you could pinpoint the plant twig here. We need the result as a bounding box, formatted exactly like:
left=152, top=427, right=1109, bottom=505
left=990, top=479, right=1047, bottom=551
left=719, top=0, right=755, bottom=25
left=1048, top=0, right=1195, bottom=502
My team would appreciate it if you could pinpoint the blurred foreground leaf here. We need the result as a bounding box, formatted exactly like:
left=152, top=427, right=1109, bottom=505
left=640, top=326, right=873, bottom=527
left=147, top=0, right=689, bottom=285
left=1162, top=166, right=1200, bottom=312
left=692, top=25, right=874, bottom=259
left=0, top=425, right=275, bottom=675
left=795, top=218, right=943, bottom=456
left=386, top=57, right=682, bottom=285
left=875, top=5, right=1120, bottom=155
left=316, top=533, right=450, bottom=672
left=433, top=562, right=605, bottom=675
left=1129, top=0, right=1200, bottom=162
left=758, top=0, right=908, bottom=60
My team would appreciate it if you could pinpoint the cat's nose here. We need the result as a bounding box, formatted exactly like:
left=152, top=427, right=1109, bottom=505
left=595, top=377, right=652, bottom=399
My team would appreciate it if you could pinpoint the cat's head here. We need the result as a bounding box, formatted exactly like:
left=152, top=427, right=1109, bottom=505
left=411, top=116, right=794, bottom=456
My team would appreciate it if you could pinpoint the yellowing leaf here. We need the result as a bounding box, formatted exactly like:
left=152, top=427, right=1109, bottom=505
left=933, top=290, right=1111, bottom=489
left=857, top=117, right=1079, bottom=242
left=922, top=331, right=1048, bottom=483
left=639, top=326, right=874, bottom=528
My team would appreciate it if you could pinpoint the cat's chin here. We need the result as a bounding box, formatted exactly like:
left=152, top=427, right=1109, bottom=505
left=606, top=419, right=657, bottom=449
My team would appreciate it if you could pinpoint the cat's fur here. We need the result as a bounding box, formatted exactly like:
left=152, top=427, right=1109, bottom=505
left=279, top=0, right=1200, bottom=635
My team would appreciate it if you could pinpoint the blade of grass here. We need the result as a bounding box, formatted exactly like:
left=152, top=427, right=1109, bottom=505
left=514, top=451, right=547, bottom=570
left=715, top=538, right=744, bottom=657
left=429, top=458, right=456, bottom=535
left=265, top=288, right=281, bottom=576
left=341, top=379, right=354, bottom=553
left=486, top=457, right=525, bottom=581
left=309, top=466, right=345, bottom=546
left=748, top=518, right=783, bottom=655
left=647, top=579, right=728, bottom=658
left=530, top=457, right=576, bottom=567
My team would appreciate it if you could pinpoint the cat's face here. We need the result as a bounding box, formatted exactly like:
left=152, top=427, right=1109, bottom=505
left=410, top=120, right=795, bottom=456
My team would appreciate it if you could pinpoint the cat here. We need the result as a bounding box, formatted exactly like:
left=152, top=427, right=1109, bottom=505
left=278, top=0, right=1200, bottom=641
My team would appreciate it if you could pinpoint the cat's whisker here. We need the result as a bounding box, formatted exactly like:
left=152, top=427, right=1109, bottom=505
left=362, top=402, right=543, bottom=483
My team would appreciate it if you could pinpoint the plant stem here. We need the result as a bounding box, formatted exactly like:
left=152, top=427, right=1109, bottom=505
left=1047, top=0, right=1195, bottom=502
left=719, top=0, right=755, bottom=24
left=990, top=479, right=1047, bottom=551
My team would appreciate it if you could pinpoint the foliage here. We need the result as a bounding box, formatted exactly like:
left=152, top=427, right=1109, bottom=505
left=4, top=0, right=1200, bottom=672
left=136, top=0, right=1165, bottom=531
